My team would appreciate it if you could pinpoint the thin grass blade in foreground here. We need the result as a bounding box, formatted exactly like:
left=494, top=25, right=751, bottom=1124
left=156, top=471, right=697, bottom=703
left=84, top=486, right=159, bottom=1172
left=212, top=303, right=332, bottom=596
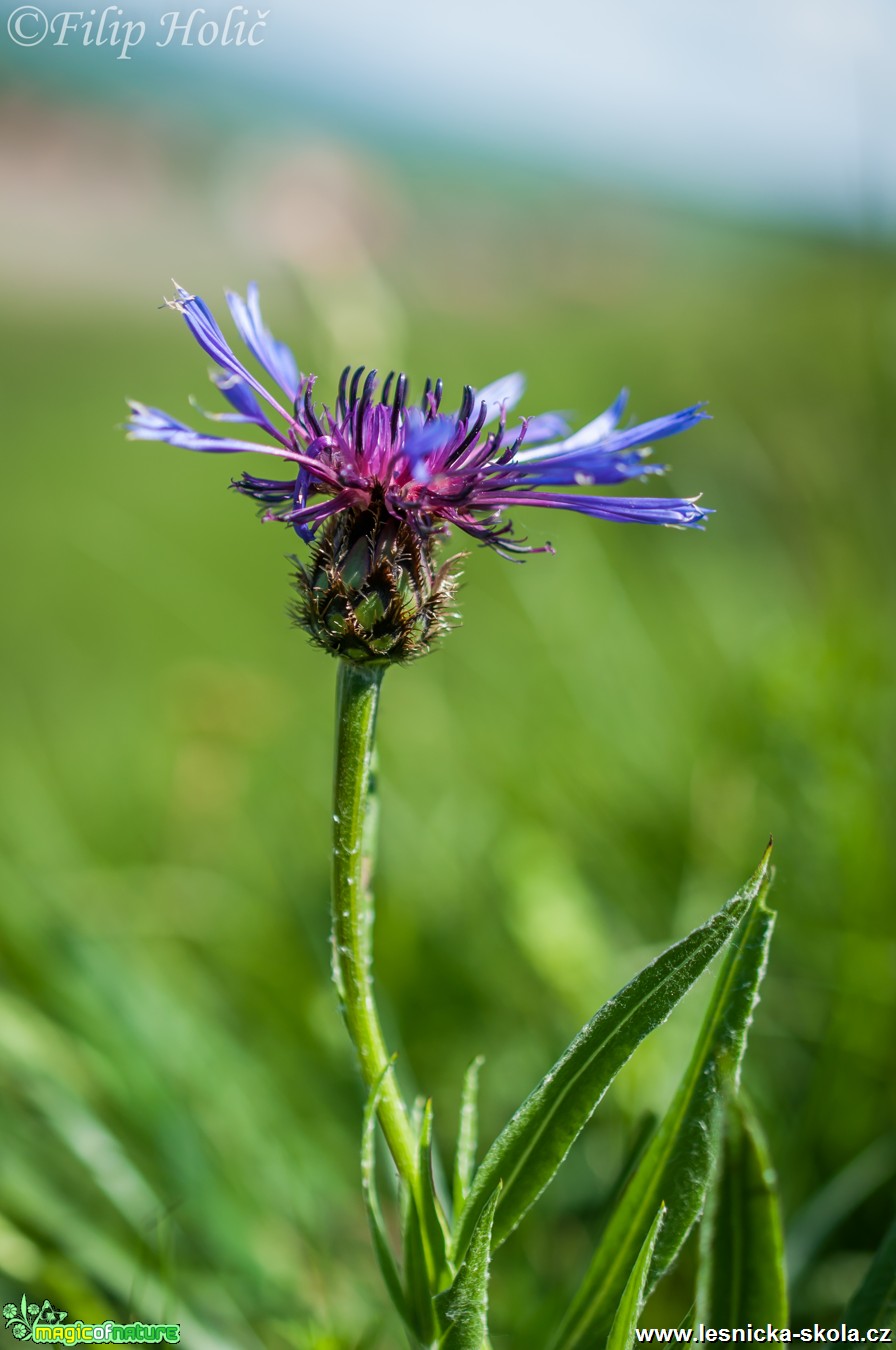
left=844, top=1216, right=896, bottom=1334
left=786, top=1138, right=896, bottom=1291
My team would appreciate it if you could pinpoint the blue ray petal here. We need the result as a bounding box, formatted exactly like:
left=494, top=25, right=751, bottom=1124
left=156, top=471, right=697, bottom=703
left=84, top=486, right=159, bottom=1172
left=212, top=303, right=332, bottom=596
left=225, top=283, right=301, bottom=399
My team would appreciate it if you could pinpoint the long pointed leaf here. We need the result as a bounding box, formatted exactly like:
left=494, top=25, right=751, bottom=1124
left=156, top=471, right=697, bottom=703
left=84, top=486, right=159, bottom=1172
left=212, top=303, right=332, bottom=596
left=401, top=1100, right=454, bottom=1344
left=417, top=1098, right=451, bottom=1287
left=553, top=863, right=776, bottom=1350
left=606, top=1205, right=666, bottom=1350
left=845, top=1215, right=896, bottom=1334
left=403, top=1176, right=439, bottom=1345
left=361, top=1063, right=414, bottom=1331
left=437, top=1187, right=501, bottom=1350
left=696, top=1095, right=788, bottom=1329
left=454, top=1057, right=485, bottom=1220
left=455, top=848, right=772, bottom=1260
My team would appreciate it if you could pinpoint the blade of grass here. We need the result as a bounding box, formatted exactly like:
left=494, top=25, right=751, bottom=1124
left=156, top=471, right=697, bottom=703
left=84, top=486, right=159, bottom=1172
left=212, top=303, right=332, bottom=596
left=845, top=1215, right=896, bottom=1334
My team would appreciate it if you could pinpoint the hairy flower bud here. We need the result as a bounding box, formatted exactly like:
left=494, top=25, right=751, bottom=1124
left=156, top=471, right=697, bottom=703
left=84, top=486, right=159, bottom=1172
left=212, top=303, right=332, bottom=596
left=291, top=492, right=463, bottom=665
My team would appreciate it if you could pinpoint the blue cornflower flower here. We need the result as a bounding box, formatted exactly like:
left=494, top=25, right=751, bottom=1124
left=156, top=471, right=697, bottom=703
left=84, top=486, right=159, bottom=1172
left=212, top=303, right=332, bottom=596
left=127, top=284, right=710, bottom=661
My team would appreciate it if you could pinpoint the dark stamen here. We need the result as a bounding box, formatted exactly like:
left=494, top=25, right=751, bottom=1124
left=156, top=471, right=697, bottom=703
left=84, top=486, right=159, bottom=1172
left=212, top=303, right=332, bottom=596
left=392, top=373, right=408, bottom=440
left=356, top=369, right=378, bottom=453
left=349, top=366, right=365, bottom=411
left=433, top=378, right=443, bottom=413
left=421, top=377, right=433, bottom=413
left=381, top=371, right=395, bottom=405
left=337, top=366, right=351, bottom=419
left=449, top=399, right=488, bottom=463
left=500, top=419, right=527, bottom=463
left=303, top=380, right=324, bottom=439
left=459, top=385, right=475, bottom=424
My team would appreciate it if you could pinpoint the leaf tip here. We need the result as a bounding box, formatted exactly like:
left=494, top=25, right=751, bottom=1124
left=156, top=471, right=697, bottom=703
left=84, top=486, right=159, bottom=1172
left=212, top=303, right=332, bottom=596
left=747, top=839, right=774, bottom=899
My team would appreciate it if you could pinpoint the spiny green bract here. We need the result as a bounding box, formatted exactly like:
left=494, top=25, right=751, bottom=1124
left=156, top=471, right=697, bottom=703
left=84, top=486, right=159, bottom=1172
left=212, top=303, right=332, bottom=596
left=291, top=492, right=463, bottom=665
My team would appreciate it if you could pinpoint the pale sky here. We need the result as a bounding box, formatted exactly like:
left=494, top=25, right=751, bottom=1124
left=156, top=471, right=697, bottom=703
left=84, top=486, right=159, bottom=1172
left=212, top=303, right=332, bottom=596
left=2, top=0, right=894, bottom=230
left=257, top=0, right=896, bottom=229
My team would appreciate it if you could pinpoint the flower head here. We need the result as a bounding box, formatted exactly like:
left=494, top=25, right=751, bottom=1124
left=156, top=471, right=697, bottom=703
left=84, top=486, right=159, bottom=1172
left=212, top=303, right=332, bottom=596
left=127, top=284, right=710, bottom=661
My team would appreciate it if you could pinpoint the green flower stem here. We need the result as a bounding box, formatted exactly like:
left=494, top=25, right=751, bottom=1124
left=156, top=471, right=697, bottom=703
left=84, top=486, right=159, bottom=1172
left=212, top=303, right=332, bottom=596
left=332, top=659, right=418, bottom=1187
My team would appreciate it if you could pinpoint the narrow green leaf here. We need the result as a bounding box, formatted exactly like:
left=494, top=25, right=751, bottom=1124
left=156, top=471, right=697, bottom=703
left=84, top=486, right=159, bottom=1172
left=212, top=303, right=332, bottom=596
left=417, top=1098, right=451, bottom=1288
left=400, top=1100, right=454, bottom=1344
left=552, top=864, right=776, bottom=1350
left=455, top=847, right=772, bottom=1261
left=845, top=1215, right=896, bottom=1334
left=403, top=1176, right=439, bottom=1345
left=696, top=1095, right=788, bottom=1329
left=606, top=1205, right=666, bottom=1350
left=361, top=1062, right=414, bottom=1331
left=454, top=1056, right=485, bottom=1221
left=437, top=1186, right=501, bottom=1350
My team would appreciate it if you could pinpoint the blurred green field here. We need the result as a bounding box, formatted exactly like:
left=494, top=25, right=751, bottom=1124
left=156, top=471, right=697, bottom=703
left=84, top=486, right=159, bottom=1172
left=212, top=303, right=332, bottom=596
left=1, top=169, right=895, bottom=1346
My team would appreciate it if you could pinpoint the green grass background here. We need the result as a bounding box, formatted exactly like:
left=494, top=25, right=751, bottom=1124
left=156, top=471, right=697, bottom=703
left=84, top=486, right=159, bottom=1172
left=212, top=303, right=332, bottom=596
left=1, top=135, right=895, bottom=1345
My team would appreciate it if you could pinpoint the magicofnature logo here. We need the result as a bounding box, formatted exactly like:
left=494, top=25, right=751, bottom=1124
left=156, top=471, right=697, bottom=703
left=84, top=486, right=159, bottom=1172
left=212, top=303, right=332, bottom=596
left=3, top=1297, right=67, bottom=1340
left=2, top=1296, right=180, bottom=1343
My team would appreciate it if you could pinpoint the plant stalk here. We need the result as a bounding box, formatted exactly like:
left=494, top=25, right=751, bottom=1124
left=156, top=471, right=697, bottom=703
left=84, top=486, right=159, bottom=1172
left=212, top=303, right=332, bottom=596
left=331, top=659, right=418, bottom=1186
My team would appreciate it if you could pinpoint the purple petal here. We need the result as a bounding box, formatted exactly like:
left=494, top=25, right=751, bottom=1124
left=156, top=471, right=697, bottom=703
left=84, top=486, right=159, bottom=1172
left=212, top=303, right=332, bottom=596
left=232, top=473, right=297, bottom=504
left=166, top=285, right=291, bottom=420
left=403, top=412, right=459, bottom=481
left=513, top=390, right=629, bottom=463
left=515, top=402, right=707, bottom=478
left=212, top=372, right=267, bottom=422
left=268, top=487, right=361, bottom=531
left=517, top=450, right=668, bottom=487
left=596, top=404, right=709, bottom=455
left=125, top=402, right=293, bottom=457
left=189, top=375, right=292, bottom=448
left=476, top=488, right=712, bottom=528
left=560, top=389, right=629, bottom=450
left=225, top=283, right=301, bottom=400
